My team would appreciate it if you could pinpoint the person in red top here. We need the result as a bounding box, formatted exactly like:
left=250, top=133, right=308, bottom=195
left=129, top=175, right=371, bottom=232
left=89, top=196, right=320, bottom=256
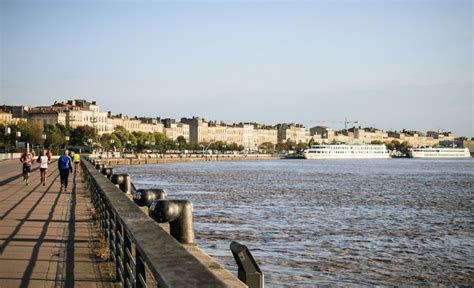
left=20, top=149, right=35, bottom=186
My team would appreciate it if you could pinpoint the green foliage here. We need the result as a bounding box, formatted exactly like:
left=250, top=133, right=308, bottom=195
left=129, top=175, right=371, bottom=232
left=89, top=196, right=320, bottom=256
left=176, top=136, right=188, bottom=151
left=70, top=125, right=98, bottom=146
left=384, top=140, right=412, bottom=153
left=295, top=141, right=308, bottom=153
left=258, top=142, right=275, bottom=153
left=18, top=121, right=44, bottom=145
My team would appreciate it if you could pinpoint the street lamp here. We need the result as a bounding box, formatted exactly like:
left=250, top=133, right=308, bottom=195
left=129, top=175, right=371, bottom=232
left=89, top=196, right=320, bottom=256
left=4, top=127, right=11, bottom=153
left=16, top=131, right=22, bottom=153
left=42, top=134, right=47, bottom=150
left=110, top=139, right=115, bottom=152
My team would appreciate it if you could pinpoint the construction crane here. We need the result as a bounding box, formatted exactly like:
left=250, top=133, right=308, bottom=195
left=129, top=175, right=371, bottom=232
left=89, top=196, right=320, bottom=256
left=314, top=117, right=359, bottom=130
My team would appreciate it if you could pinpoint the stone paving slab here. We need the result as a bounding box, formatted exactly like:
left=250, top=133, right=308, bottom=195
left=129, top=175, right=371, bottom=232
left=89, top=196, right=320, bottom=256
left=0, top=159, right=117, bottom=287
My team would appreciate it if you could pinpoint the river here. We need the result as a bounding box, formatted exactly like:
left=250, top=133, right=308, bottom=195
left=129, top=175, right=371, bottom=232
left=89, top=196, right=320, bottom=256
left=117, top=159, right=474, bottom=286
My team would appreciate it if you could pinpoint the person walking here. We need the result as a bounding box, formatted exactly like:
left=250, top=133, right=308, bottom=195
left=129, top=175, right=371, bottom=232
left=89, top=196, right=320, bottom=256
left=58, top=150, right=73, bottom=192
left=20, top=149, right=35, bottom=186
left=73, top=151, right=80, bottom=172
left=37, top=149, right=50, bottom=186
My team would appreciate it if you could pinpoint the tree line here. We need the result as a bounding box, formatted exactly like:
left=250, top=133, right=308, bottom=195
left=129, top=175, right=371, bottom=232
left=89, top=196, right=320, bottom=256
left=1, top=121, right=414, bottom=155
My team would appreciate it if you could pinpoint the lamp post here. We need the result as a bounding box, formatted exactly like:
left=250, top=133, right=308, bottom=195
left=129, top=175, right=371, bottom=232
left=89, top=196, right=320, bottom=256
left=87, top=138, right=93, bottom=153
left=42, top=134, right=47, bottom=150
left=110, top=139, right=115, bottom=153
left=16, top=131, right=22, bottom=153
left=4, top=127, right=11, bottom=153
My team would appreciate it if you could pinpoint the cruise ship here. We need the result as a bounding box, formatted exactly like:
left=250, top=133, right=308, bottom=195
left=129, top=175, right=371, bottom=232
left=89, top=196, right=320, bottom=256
left=407, top=147, right=471, bottom=158
left=303, top=144, right=390, bottom=159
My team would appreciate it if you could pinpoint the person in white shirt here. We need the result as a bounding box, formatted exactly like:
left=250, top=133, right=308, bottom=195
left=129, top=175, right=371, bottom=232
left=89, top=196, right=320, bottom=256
left=37, top=149, right=50, bottom=186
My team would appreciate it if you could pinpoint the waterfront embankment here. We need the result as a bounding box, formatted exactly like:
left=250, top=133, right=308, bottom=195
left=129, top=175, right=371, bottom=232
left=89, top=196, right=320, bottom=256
left=91, top=153, right=282, bottom=166
left=82, top=157, right=247, bottom=287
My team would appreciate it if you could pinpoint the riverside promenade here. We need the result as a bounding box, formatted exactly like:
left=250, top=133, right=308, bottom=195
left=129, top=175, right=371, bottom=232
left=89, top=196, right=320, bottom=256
left=0, top=160, right=116, bottom=287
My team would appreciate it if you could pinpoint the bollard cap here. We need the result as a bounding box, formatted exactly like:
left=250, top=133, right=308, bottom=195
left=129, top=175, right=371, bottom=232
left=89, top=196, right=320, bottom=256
left=133, top=189, right=167, bottom=207
left=230, top=241, right=262, bottom=274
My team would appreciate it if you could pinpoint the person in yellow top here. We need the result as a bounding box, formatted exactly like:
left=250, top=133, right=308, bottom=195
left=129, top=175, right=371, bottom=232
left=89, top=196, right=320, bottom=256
left=73, top=152, right=81, bottom=172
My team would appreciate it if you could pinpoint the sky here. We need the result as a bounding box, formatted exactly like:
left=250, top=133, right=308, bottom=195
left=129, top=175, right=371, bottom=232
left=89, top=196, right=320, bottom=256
left=1, top=0, right=472, bottom=136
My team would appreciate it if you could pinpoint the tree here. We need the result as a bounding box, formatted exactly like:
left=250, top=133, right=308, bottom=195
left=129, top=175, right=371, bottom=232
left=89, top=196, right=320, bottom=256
left=188, top=143, right=201, bottom=152
left=275, top=143, right=287, bottom=152
left=44, top=124, right=67, bottom=153
left=176, top=136, right=188, bottom=151
left=18, top=121, right=44, bottom=146
left=286, top=138, right=297, bottom=151
left=133, top=131, right=155, bottom=152
left=70, top=125, right=98, bottom=147
left=295, top=141, right=308, bottom=153
left=209, top=141, right=225, bottom=151
left=153, top=132, right=167, bottom=152
left=100, top=133, right=123, bottom=151
left=164, top=138, right=177, bottom=152
left=258, top=142, right=275, bottom=153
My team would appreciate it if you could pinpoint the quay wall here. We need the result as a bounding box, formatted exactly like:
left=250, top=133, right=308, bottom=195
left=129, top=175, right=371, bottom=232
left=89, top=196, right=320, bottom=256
left=91, top=154, right=282, bottom=166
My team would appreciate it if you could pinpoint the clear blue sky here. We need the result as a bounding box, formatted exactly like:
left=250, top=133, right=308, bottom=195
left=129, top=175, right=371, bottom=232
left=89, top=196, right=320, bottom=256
left=1, top=0, right=472, bottom=136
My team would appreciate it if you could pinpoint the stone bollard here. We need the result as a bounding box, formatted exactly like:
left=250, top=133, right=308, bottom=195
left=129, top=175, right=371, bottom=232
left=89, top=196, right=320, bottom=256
left=149, top=199, right=194, bottom=244
left=111, top=174, right=132, bottom=193
left=133, top=189, right=167, bottom=207
left=101, top=167, right=114, bottom=179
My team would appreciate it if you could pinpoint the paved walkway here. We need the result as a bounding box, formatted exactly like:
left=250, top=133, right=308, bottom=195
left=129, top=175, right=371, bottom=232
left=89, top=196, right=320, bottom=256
left=0, top=159, right=116, bottom=287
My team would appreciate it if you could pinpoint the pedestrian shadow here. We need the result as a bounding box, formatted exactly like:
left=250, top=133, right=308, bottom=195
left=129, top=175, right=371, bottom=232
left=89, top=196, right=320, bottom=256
left=0, top=173, right=60, bottom=254
left=0, top=166, right=57, bottom=204
left=64, top=169, right=78, bottom=287
left=17, top=173, right=63, bottom=287
left=0, top=166, right=40, bottom=187
left=0, top=183, right=42, bottom=220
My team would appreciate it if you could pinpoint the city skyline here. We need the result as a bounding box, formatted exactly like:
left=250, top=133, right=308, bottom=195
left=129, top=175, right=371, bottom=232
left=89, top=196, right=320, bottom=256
left=1, top=98, right=466, bottom=139
left=1, top=1, right=472, bottom=136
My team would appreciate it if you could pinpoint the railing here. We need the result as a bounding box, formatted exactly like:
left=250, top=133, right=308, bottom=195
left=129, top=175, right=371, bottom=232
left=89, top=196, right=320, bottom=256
left=82, top=157, right=232, bottom=287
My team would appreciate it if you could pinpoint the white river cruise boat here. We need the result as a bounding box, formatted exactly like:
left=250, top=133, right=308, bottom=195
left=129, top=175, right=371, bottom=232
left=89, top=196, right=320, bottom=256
left=303, top=144, right=390, bottom=159
left=407, top=147, right=471, bottom=158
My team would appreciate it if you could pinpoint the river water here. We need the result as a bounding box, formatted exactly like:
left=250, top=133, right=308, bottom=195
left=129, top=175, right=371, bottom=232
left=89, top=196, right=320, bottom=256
left=117, top=159, right=474, bottom=286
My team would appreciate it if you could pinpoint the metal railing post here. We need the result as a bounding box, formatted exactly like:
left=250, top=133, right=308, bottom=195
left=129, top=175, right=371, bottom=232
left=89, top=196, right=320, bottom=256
left=136, top=252, right=146, bottom=288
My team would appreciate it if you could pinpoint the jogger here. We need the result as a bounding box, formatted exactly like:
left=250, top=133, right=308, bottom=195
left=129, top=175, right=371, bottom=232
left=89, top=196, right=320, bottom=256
left=58, top=150, right=73, bottom=192
left=37, top=149, right=50, bottom=186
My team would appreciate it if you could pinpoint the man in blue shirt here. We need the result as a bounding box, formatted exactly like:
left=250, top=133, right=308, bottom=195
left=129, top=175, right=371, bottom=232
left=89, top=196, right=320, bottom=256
left=58, top=150, right=73, bottom=192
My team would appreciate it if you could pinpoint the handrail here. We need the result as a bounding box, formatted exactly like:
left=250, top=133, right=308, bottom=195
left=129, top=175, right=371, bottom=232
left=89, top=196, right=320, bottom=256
left=82, top=156, right=229, bottom=287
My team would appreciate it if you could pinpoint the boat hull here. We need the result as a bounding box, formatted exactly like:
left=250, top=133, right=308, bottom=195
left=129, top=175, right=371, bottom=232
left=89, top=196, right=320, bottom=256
left=407, top=148, right=471, bottom=158
left=303, top=153, right=390, bottom=160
